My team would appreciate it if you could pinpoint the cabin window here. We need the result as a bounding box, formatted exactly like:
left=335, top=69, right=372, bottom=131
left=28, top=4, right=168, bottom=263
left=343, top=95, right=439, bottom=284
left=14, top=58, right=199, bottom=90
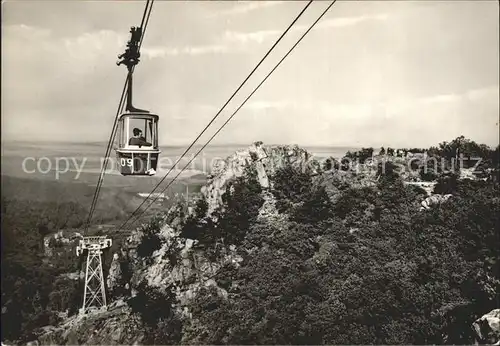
left=117, top=115, right=158, bottom=148
left=128, top=118, right=154, bottom=144
left=117, top=120, right=124, bottom=148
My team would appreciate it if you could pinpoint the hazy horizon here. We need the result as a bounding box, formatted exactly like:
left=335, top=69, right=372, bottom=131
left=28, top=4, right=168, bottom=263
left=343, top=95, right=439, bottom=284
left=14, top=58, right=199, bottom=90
left=2, top=1, right=499, bottom=148
left=1, top=136, right=497, bottom=150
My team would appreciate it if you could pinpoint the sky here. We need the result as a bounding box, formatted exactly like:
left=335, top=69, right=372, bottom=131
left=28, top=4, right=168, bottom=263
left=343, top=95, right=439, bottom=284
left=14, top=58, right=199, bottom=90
left=2, top=0, right=499, bottom=148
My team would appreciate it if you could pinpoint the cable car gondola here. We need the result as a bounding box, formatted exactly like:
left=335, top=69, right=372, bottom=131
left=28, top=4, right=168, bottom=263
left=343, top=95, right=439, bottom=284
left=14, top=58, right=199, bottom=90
left=114, top=26, right=160, bottom=176
left=115, top=112, right=160, bottom=176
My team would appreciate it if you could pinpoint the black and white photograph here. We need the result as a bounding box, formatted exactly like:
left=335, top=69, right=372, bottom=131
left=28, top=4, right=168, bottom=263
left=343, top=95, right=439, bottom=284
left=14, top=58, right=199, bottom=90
left=1, top=0, right=499, bottom=344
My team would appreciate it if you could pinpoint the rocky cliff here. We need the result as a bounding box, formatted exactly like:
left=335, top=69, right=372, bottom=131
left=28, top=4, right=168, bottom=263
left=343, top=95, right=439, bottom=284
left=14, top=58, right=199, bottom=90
left=37, top=143, right=316, bottom=344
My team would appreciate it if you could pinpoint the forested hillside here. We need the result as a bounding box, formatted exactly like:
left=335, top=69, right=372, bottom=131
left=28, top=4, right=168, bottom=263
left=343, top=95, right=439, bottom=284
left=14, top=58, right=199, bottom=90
left=2, top=136, right=499, bottom=345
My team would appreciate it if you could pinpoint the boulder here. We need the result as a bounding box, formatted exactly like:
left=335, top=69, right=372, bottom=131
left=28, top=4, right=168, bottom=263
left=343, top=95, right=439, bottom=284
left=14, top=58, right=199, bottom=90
left=472, top=309, right=500, bottom=345
left=421, top=194, right=453, bottom=210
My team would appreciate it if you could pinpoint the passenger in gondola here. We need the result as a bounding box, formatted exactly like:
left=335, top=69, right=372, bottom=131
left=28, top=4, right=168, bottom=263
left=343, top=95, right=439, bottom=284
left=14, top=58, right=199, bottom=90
left=129, top=128, right=152, bottom=147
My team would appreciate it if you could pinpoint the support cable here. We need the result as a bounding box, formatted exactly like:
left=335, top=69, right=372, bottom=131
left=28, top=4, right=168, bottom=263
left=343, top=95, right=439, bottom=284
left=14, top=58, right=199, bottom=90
left=118, top=0, right=314, bottom=230
left=121, top=0, right=336, bottom=229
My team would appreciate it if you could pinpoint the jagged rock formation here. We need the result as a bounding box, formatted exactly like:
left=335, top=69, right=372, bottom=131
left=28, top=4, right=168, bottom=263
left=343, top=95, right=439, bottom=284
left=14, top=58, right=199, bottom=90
left=107, top=218, right=242, bottom=319
left=201, top=142, right=317, bottom=216
left=472, top=309, right=500, bottom=345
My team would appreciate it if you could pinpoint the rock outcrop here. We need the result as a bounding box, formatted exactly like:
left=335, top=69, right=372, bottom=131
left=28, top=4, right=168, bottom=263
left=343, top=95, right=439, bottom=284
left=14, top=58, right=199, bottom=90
left=120, top=221, right=242, bottom=315
left=472, top=309, right=500, bottom=345
left=201, top=142, right=317, bottom=216
left=404, top=181, right=436, bottom=196
left=420, top=194, right=453, bottom=210
left=106, top=254, right=122, bottom=295
left=257, top=191, right=287, bottom=225
left=37, top=302, right=143, bottom=345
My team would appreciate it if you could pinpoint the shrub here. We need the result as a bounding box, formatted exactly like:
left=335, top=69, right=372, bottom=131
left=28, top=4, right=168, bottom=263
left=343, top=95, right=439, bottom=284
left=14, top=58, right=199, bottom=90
left=434, top=172, right=459, bottom=194
left=136, top=217, right=163, bottom=259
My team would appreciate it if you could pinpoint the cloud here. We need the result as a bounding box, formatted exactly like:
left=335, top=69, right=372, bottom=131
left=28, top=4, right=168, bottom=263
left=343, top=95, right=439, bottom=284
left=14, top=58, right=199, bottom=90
left=245, top=86, right=498, bottom=118
left=2, top=23, right=52, bottom=38
left=223, top=13, right=389, bottom=44
left=208, top=1, right=285, bottom=17
left=3, top=24, right=126, bottom=64
left=141, top=43, right=229, bottom=58
left=223, top=29, right=280, bottom=44
left=419, top=93, right=461, bottom=105
left=406, top=86, right=498, bottom=107
left=465, top=86, right=499, bottom=101
left=60, top=8, right=389, bottom=60
left=232, top=86, right=498, bottom=147
left=140, top=46, right=176, bottom=58
left=316, top=13, right=389, bottom=29
left=2, top=24, right=131, bottom=121
left=5, top=24, right=228, bottom=64
left=159, top=104, right=219, bottom=120
left=245, top=100, right=289, bottom=110
left=63, top=30, right=127, bottom=61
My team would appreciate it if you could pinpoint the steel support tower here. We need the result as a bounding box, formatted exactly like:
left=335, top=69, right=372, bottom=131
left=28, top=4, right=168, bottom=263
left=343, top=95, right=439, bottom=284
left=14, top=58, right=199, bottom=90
left=76, top=236, right=112, bottom=315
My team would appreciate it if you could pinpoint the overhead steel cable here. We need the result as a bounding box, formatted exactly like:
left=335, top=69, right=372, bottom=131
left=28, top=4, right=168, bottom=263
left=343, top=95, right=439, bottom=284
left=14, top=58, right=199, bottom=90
left=121, top=0, right=337, bottom=230
left=85, top=73, right=128, bottom=231
left=138, top=0, right=154, bottom=51
left=85, top=0, right=154, bottom=231
left=117, top=0, right=314, bottom=230
left=139, top=0, right=151, bottom=31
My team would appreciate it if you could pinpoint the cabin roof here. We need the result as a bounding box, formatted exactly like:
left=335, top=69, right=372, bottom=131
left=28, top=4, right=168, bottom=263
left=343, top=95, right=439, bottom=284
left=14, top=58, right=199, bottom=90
left=119, top=112, right=159, bottom=120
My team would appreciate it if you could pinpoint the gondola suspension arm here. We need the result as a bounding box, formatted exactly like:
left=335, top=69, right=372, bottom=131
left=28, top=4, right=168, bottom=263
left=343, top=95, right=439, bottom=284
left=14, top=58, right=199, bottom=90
left=117, top=26, right=149, bottom=113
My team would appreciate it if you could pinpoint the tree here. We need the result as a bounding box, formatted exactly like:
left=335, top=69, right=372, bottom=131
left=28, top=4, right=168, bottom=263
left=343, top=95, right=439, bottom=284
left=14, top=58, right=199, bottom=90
left=377, top=160, right=400, bottom=183
left=272, top=164, right=313, bottom=213
left=128, top=281, right=182, bottom=344
left=218, top=165, right=264, bottom=246
left=292, top=185, right=333, bottom=224
left=189, top=248, right=326, bottom=344
left=322, top=157, right=340, bottom=172
left=344, top=150, right=358, bottom=161
left=1, top=198, right=68, bottom=342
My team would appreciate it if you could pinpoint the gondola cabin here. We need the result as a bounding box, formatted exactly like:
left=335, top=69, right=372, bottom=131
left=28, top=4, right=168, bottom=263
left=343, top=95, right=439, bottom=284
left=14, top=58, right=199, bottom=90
left=115, top=112, right=160, bottom=176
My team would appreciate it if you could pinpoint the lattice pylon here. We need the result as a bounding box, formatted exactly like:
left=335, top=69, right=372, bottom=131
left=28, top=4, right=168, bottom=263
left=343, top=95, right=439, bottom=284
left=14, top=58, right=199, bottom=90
left=81, top=248, right=107, bottom=314
left=76, top=236, right=112, bottom=315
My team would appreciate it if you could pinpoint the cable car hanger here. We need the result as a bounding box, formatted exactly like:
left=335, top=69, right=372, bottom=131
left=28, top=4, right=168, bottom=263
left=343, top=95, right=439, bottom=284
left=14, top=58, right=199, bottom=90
left=116, top=26, right=149, bottom=113
left=114, top=10, right=160, bottom=177
left=85, top=0, right=156, bottom=233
